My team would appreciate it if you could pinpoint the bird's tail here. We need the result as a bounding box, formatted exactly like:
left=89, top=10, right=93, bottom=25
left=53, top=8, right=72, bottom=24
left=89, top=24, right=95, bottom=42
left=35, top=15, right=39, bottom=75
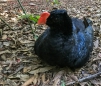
left=83, top=17, right=93, bottom=28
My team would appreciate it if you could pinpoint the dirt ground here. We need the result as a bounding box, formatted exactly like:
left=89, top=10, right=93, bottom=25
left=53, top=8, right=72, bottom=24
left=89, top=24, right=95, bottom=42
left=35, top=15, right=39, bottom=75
left=0, top=0, right=101, bottom=86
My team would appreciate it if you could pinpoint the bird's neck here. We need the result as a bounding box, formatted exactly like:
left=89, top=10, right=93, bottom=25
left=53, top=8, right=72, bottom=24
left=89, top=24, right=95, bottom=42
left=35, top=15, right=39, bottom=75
left=50, top=21, right=73, bottom=35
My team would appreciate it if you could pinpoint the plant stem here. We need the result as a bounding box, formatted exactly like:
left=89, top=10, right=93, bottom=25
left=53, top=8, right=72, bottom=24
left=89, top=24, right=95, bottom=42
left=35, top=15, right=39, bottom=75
left=17, top=0, right=35, bottom=37
left=0, top=17, right=12, bottom=29
left=17, top=0, right=26, bottom=15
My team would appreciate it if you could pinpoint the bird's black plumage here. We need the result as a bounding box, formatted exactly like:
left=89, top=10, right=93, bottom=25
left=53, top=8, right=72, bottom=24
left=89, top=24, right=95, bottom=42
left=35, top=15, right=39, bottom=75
left=34, top=9, right=93, bottom=69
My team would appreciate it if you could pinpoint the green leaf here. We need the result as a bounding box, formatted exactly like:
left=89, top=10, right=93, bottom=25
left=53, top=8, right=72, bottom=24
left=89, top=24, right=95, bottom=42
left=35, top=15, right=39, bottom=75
left=19, top=14, right=40, bottom=24
left=53, top=0, right=59, bottom=4
left=35, top=15, right=40, bottom=20
left=19, top=14, right=28, bottom=19
left=31, top=15, right=40, bottom=23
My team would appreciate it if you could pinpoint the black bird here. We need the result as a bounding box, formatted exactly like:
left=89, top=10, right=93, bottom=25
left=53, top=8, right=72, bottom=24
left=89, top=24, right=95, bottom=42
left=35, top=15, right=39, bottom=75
left=34, top=9, right=93, bottom=69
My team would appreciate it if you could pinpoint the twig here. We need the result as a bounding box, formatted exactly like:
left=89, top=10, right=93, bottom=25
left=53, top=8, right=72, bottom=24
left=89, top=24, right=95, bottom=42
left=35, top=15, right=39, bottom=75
left=10, top=65, right=24, bottom=76
left=0, top=17, right=12, bottom=29
left=66, top=71, right=101, bottom=86
left=17, top=0, right=35, bottom=37
left=16, top=0, right=26, bottom=14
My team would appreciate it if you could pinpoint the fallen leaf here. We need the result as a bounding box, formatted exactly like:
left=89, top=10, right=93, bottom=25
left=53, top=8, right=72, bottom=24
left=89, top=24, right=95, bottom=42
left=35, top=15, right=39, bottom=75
left=94, top=39, right=99, bottom=49
left=92, top=64, right=97, bottom=72
left=37, top=75, right=41, bottom=85
left=19, top=40, right=32, bottom=44
left=33, top=74, right=38, bottom=85
left=70, top=74, right=78, bottom=81
left=16, top=74, right=29, bottom=81
left=0, top=50, right=11, bottom=55
left=93, top=53, right=101, bottom=61
left=23, top=66, right=32, bottom=73
left=42, top=73, right=49, bottom=84
left=79, top=82, right=88, bottom=86
left=2, top=34, right=7, bottom=40
left=29, top=66, right=54, bottom=74
left=3, top=41, right=10, bottom=46
left=53, top=78, right=60, bottom=86
left=53, top=70, right=64, bottom=81
left=22, top=76, right=34, bottom=86
left=6, top=79, right=17, bottom=86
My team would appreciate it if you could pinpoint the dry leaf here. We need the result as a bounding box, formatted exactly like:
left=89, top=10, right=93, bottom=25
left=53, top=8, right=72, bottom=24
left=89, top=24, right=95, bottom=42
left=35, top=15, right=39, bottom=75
left=93, top=53, right=101, bottom=61
left=19, top=40, right=32, bottom=44
left=91, top=80, right=101, bottom=86
left=94, top=39, right=99, bottom=49
left=2, top=34, right=7, bottom=40
left=0, top=80, right=4, bottom=85
left=98, top=53, right=101, bottom=57
left=42, top=73, right=46, bottom=84
left=42, top=73, right=49, bottom=84
left=23, top=66, right=32, bottom=73
left=29, top=66, right=54, bottom=74
left=32, top=74, right=38, bottom=85
left=37, top=75, right=41, bottom=85
left=53, top=70, right=64, bottom=81
left=70, top=74, right=78, bottom=81
left=79, top=82, right=88, bottom=86
left=53, top=78, right=60, bottom=86
left=16, top=74, right=29, bottom=81
left=3, top=41, right=10, bottom=46
left=92, top=64, right=97, bottom=72
left=6, top=79, right=17, bottom=86
left=0, top=50, right=11, bottom=55
left=1, top=54, right=6, bottom=60
left=22, top=76, right=34, bottom=86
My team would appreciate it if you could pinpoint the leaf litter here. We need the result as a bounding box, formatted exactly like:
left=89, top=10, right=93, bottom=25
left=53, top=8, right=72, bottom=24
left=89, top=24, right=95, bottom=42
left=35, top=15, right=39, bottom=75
left=0, top=0, right=101, bottom=86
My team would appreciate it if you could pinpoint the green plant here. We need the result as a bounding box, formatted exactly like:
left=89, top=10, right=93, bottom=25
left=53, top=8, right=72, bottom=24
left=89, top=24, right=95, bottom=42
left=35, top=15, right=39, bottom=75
left=61, top=80, right=65, bottom=86
left=19, top=14, right=40, bottom=24
left=53, top=0, right=59, bottom=4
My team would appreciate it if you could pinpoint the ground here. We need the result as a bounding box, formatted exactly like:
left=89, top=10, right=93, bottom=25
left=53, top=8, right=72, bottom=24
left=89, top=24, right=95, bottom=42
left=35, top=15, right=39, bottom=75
left=0, top=0, right=101, bottom=86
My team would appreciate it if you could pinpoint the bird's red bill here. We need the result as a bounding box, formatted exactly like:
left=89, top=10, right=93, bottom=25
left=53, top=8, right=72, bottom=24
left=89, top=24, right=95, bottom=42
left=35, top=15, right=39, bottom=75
left=37, top=12, right=50, bottom=25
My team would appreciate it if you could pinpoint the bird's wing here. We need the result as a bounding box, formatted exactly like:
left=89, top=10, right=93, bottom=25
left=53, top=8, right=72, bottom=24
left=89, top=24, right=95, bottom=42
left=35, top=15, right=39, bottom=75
left=72, top=18, right=85, bottom=33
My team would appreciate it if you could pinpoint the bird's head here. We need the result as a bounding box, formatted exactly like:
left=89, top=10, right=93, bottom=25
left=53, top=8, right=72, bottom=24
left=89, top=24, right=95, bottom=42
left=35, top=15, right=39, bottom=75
left=37, top=10, right=72, bottom=28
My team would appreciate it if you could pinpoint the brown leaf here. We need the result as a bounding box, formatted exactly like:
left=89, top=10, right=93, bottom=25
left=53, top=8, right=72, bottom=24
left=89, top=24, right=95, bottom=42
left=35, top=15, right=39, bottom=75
left=92, top=64, right=97, bottom=72
left=22, top=76, right=34, bottom=86
left=42, top=73, right=46, bottom=84
left=33, top=74, right=38, bottom=85
left=19, top=40, right=32, bottom=44
left=16, top=74, right=29, bottom=81
left=53, top=78, right=60, bottom=86
left=23, top=66, right=32, bottom=73
left=91, top=80, right=101, bottom=86
left=2, top=34, right=7, bottom=40
left=42, top=73, right=49, bottom=84
left=70, top=74, right=78, bottom=81
left=29, top=66, right=54, bottom=74
left=0, top=50, right=11, bottom=55
left=93, top=53, right=101, bottom=61
left=37, top=75, right=41, bottom=85
left=53, top=70, right=64, bottom=81
left=79, top=82, right=88, bottom=86
left=6, top=79, right=17, bottom=86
